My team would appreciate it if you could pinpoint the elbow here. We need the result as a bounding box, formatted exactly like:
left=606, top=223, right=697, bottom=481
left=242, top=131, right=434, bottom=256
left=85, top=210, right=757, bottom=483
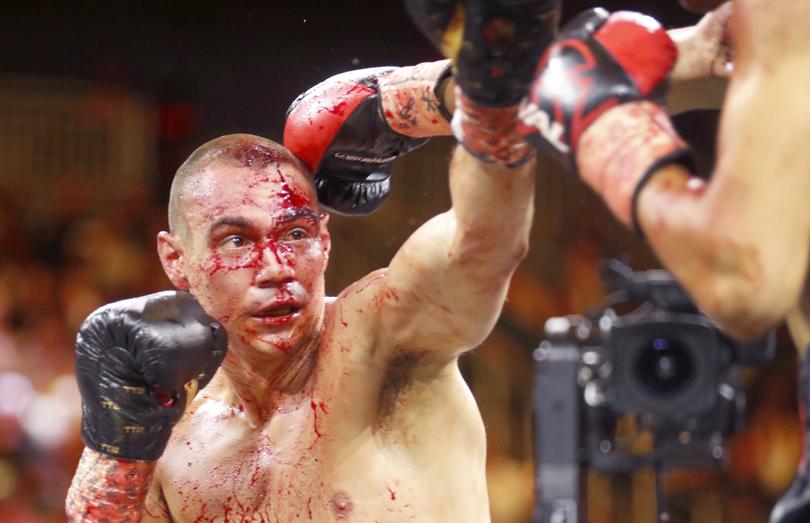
left=696, top=271, right=796, bottom=341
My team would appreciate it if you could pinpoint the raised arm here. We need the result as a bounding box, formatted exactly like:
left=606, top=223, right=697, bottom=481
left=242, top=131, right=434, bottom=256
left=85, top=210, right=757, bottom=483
left=383, top=147, right=534, bottom=357
left=378, top=0, right=560, bottom=358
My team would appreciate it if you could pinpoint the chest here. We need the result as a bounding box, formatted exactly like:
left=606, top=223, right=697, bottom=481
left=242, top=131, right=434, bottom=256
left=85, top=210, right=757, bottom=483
left=159, top=389, right=486, bottom=522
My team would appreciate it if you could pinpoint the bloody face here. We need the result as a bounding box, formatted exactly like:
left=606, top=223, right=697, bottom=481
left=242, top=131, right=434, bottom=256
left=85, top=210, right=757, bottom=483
left=178, top=157, right=329, bottom=357
left=679, top=0, right=726, bottom=13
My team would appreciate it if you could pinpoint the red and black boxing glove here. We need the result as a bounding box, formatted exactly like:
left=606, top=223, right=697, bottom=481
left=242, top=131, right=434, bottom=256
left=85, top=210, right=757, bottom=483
left=283, top=62, right=452, bottom=215
left=520, top=9, right=695, bottom=230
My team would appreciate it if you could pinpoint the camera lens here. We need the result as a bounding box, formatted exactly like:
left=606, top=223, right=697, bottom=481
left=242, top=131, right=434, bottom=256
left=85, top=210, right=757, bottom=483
left=633, top=337, right=694, bottom=395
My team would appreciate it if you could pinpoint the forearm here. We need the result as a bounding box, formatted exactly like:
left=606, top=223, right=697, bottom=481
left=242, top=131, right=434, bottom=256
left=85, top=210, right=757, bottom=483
left=66, top=447, right=157, bottom=522
left=448, top=146, right=535, bottom=275
left=378, top=59, right=453, bottom=138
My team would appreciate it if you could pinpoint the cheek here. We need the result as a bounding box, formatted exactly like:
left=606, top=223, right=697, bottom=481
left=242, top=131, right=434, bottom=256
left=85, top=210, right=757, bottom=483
left=295, top=242, right=328, bottom=283
left=187, top=258, right=253, bottom=322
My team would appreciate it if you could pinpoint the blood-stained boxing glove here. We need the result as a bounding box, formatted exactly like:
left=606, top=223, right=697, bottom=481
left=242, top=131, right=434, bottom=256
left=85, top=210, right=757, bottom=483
left=520, top=8, right=694, bottom=230
left=284, top=61, right=453, bottom=215
left=405, top=0, right=559, bottom=166
left=75, top=291, right=227, bottom=461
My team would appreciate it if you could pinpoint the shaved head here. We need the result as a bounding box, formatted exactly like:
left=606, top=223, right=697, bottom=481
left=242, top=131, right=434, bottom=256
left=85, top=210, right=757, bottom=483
left=168, top=134, right=310, bottom=240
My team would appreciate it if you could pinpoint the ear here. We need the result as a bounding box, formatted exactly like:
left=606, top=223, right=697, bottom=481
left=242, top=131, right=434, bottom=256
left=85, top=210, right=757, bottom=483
left=157, top=231, right=190, bottom=290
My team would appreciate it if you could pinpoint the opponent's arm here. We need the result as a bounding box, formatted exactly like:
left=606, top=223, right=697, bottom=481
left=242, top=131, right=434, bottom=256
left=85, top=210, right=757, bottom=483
left=636, top=0, right=810, bottom=339
left=525, top=2, right=810, bottom=340
left=65, top=292, right=226, bottom=522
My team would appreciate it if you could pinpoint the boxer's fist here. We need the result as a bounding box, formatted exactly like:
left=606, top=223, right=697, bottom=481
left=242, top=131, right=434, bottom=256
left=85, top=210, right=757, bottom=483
left=521, top=9, right=693, bottom=228
left=75, top=291, right=227, bottom=460
left=284, top=66, right=448, bottom=215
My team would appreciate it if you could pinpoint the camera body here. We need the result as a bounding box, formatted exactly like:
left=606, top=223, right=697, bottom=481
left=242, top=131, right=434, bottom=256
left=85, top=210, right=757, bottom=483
left=532, top=261, right=774, bottom=523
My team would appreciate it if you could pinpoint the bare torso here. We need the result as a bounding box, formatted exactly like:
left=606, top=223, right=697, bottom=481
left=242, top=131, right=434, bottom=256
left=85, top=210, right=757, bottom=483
left=147, top=271, right=490, bottom=522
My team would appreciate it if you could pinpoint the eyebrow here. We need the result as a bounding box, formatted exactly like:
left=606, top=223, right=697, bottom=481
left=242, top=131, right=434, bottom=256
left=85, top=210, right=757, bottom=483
left=275, top=208, right=320, bottom=226
left=208, top=217, right=252, bottom=237
left=207, top=209, right=319, bottom=237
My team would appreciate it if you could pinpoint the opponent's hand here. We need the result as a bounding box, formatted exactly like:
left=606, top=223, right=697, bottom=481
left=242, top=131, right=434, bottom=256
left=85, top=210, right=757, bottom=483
left=284, top=62, right=451, bottom=215
left=521, top=9, right=693, bottom=229
left=75, top=291, right=227, bottom=461
left=670, top=2, right=734, bottom=81
left=405, top=0, right=559, bottom=166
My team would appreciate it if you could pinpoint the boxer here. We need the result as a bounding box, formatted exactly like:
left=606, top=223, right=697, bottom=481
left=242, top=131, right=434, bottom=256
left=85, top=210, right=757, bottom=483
left=64, top=1, right=736, bottom=520
left=519, top=2, right=810, bottom=522
left=64, top=1, right=557, bottom=521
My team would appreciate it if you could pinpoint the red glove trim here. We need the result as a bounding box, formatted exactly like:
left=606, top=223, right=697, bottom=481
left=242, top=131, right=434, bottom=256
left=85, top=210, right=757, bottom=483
left=283, top=73, right=378, bottom=173
left=594, top=12, right=678, bottom=97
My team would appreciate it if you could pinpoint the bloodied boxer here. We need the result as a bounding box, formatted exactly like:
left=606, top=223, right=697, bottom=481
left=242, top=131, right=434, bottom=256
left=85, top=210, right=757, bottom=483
left=64, top=1, right=557, bottom=521
left=63, top=1, right=737, bottom=521
left=519, top=1, right=810, bottom=521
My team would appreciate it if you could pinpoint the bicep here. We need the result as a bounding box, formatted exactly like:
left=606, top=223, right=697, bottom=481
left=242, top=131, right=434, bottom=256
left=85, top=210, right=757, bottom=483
left=382, top=211, right=515, bottom=356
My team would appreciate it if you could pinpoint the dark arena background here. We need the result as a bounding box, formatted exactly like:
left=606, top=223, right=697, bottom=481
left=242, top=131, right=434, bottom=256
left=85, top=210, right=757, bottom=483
left=0, top=2, right=799, bottom=522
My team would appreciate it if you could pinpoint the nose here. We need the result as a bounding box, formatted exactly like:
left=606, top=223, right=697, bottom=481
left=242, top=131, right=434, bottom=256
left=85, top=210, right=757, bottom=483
left=253, top=241, right=294, bottom=287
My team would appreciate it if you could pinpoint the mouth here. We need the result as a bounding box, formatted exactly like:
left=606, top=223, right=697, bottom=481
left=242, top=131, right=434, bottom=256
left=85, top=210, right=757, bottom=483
left=251, top=303, right=303, bottom=325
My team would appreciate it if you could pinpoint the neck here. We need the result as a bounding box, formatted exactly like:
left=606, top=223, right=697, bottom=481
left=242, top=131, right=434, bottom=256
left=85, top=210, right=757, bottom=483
left=215, top=328, right=321, bottom=422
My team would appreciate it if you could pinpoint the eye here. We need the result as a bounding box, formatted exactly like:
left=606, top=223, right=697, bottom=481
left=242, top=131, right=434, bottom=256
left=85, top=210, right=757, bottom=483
left=221, top=235, right=249, bottom=249
left=285, top=228, right=310, bottom=241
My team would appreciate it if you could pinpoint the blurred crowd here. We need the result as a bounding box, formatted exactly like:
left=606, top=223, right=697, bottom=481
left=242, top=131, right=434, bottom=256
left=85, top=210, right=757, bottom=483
left=0, top=183, right=170, bottom=522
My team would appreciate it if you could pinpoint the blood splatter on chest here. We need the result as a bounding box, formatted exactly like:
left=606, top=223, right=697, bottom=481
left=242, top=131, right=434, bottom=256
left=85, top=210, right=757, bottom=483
left=162, top=405, right=343, bottom=522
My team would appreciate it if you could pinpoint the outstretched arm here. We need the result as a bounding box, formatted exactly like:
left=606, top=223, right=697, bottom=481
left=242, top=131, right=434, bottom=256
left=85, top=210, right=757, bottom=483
left=377, top=0, right=558, bottom=360
left=383, top=147, right=534, bottom=358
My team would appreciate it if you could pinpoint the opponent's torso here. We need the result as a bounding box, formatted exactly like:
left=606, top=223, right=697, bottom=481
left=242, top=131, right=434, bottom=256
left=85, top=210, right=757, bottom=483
left=151, top=272, right=490, bottom=523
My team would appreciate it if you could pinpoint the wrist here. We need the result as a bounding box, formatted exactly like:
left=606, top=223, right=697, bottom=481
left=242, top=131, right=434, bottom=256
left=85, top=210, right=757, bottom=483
left=575, top=100, right=693, bottom=230
left=378, top=59, right=453, bottom=138
left=451, top=87, right=535, bottom=168
left=67, top=447, right=156, bottom=522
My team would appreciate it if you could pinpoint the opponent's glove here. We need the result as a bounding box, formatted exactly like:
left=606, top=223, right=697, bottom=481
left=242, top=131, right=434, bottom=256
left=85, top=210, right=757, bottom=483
left=75, top=291, right=227, bottom=461
left=520, top=9, right=694, bottom=230
left=405, top=0, right=560, bottom=166
left=284, top=61, right=453, bottom=215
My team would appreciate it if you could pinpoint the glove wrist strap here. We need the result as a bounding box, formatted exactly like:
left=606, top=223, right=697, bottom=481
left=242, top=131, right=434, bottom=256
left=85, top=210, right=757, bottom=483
left=452, top=87, right=535, bottom=168
left=576, top=100, right=693, bottom=231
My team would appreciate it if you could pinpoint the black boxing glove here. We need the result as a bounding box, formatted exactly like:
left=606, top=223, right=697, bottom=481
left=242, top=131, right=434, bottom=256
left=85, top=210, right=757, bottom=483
left=284, top=61, right=453, bottom=215
left=75, top=291, right=227, bottom=461
left=520, top=9, right=694, bottom=229
left=405, top=0, right=559, bottom=166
